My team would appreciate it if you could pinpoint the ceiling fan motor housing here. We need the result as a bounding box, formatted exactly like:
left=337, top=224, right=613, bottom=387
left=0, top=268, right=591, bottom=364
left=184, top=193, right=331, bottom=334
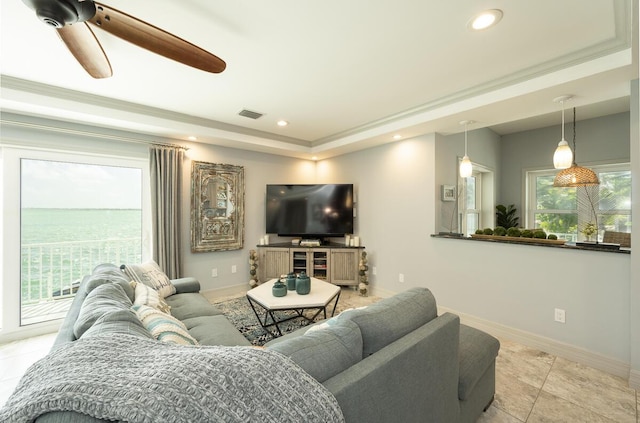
left=23, top=0, right=96, bottom=28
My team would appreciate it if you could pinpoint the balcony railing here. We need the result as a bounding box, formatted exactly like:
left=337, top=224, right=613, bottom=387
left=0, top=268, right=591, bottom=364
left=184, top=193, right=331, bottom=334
left=21, top=238, right=141, bottom=325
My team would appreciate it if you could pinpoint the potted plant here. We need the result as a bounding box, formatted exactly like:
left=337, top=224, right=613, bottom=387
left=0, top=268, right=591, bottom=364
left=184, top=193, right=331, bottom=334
left=496, top=204, right=519, bottom=229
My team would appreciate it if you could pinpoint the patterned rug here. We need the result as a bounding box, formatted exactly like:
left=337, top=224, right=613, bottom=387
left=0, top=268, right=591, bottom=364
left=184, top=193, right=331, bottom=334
left=211, top=295, right=349, bottom=346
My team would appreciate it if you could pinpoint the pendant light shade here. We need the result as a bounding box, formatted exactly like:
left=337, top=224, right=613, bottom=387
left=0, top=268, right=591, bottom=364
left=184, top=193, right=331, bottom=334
left=459, top=120, right=473, bottom=178
left=553, top=107, right=600, bottom=187
left=553, top=96, right=573, bottom=169
left=553, top=164, right=600, bottom=187
left=460, top=156, right=473, bottom=178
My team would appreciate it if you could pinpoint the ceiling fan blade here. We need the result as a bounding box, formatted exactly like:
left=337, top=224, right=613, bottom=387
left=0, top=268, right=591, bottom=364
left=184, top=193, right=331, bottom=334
left=57, top=23, right=113, bottom=79
left=89, top=3, right=226, bottom=74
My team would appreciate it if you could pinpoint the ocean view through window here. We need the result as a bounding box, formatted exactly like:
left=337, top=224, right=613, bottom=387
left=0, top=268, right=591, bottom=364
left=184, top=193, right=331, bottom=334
left=20, top=159, right=143, bottom=325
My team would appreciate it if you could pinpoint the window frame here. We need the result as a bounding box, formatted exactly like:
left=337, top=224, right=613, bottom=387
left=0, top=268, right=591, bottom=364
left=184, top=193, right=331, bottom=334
left=1, top=146, right=151, bottom=337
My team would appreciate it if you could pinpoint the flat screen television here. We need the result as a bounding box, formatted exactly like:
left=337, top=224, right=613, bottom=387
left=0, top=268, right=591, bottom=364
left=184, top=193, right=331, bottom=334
left=266, top=184, right=354, bottom=237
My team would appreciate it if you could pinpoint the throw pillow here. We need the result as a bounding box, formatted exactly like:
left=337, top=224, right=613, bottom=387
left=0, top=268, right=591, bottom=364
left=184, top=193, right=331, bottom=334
left=73, top=282, right=133, bottom=339
left=267, top=319, right=363, bottom=383
left=121, top=261, right=176, bottom=298
left=131, top=281, right=171, bottom=314
left=132, top=304, right=198, bottom=346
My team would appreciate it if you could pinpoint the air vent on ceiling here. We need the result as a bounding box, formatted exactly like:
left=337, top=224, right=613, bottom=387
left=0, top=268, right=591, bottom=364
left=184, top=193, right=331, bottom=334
left=239, top=109, right=263, bottom=119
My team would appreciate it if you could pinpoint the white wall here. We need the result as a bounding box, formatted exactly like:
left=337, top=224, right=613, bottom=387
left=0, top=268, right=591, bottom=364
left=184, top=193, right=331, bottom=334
left=178, top=142, right=319, bottom=292
left=319, top=129, right=635, bottom=380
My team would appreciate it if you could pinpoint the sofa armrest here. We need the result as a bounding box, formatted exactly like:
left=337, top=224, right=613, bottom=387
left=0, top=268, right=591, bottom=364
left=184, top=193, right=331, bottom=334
left=171, top=277, right=201, bottom=294
left=323, top=313, right=461, bottom=423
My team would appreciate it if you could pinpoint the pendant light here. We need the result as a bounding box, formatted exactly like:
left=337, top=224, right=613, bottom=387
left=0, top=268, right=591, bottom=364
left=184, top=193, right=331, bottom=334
left=459, top=120, right=473, bottom=178
left=553, top=107, right=600, bottom=187
left=553, top=95, right=573, bottom=169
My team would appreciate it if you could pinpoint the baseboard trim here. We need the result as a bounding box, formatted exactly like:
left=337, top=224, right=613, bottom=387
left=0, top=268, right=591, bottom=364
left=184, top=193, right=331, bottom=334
left=438, top=305, right=631, bottom=381
left=201, top=284, right=247, bottom=302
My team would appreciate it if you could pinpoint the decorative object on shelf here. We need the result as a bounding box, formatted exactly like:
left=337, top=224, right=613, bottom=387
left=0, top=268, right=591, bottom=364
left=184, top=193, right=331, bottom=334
left=495, top=204, right=519, bottom=229
left=191, top=161, right=245, bottom=252
left=285, top=272, right=296, bottom=291
left=295, top=271, right=311, bottom=295
left=471, top=227, right=566, bottom=245
left=272, top=278, right=287, bottom=297
left=359, top=251, right=369, bottom=296
left=552, top=95, right=573, bottom=169
left=459, top=120, right=474, bottom=178
left=553, top=108, right=600, bottom=187
left=249, top=249, right=259, bottom=287
left=581, top=222, right=597, bottom=242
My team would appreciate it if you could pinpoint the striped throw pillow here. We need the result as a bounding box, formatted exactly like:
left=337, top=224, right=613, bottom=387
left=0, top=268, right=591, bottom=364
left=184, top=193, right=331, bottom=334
left=132, top=305, right=198, bottom=346
left=131, top=281, right=171, bottom=314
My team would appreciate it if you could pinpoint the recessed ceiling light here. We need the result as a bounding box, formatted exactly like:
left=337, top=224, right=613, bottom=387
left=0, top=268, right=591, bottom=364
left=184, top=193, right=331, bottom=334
left=188, top=136, right=197, bottom=141
left=469, top=9, right=503, bottom=31
left=393, top=134, right=402, bottom=140
left=277, top=120, right=289, bottom=127
left=312, top=156, right=318, bottom=161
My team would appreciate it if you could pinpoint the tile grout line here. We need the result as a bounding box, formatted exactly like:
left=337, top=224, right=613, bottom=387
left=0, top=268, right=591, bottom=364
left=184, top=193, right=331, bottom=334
left=523, top=354, right=556, bottom=422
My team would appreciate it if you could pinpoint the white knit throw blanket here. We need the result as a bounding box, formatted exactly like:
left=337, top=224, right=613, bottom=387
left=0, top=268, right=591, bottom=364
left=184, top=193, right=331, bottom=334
left=0, top=334, right=345, bottom=423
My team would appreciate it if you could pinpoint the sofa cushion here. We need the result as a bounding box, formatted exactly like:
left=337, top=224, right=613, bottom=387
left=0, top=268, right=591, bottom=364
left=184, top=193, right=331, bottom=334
left=132, top=281, right=171, bottom=313
left=182, top=315, right=252, bottom=346
left=458, top=324, right=500, bottom=400
left=340, top=287, right=437, bottom=357
left=132, top=305, right=198, bottom=346
left=121, top=260, right=176, bottom=298
left=165, top=293, right=223, bottom=320
left=84, top=267, right=134, bottom=302
left=73, top=283, right=133, bottom=339
left=267, top=319, right=363, bottom=383
left=82, top=309, right=154, bottom=340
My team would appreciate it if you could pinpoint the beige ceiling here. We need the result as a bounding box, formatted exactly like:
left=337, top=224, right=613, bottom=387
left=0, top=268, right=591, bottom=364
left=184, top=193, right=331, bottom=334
left=0, top=0, right=637, bottom=159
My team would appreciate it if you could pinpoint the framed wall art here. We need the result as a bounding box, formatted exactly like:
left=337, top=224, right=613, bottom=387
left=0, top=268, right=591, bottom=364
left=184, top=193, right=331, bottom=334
left=191, top=161, right=245, bottom=252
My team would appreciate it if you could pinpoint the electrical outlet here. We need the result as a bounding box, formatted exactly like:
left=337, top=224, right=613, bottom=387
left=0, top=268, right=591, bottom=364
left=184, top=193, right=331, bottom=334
left=372, top=266, right=377, bottom=275
left=399, top=273, right=405, bottom=283
left=231, top=265, right=237, bottom=274
left=211, top=268, right=218, bottom=278
left=554, top=308, right=566, bottom=323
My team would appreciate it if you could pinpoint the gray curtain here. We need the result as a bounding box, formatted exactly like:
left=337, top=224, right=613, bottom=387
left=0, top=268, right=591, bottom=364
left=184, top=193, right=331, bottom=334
left=149, top=145, right=184, bottom=279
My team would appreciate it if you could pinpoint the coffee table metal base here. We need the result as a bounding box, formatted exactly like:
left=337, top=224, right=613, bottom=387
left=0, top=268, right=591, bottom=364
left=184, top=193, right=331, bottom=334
left=246, top=284, right=340, bottom=337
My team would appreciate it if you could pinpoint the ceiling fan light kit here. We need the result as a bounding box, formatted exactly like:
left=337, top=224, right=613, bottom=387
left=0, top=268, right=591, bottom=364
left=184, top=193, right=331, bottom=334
left=22, top=0, right=226, bottom=78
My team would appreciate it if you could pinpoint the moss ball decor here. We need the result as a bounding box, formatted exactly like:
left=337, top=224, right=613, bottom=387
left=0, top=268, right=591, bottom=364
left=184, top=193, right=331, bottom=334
left=521, top=229, right=534, bottom=238
left=506, top=227, right=521, bottom=237
left=548, top=234, right=558, bottom=240
left=475, top=229, right=484, bottom=234
left=493, top=226, right=507, bottom=236
left=533, top=230, right=547, bottom=239
left=482, top=228, right=494, bottom=235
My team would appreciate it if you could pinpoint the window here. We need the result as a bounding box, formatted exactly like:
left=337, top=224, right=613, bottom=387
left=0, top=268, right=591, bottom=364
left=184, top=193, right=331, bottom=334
left=1, top=146, right=150, bottom=333
left=527, top=164, right=631, bottom=242
left=460, top=171, right=481, bottom=236
left=20, top=159, right=147, bottom=325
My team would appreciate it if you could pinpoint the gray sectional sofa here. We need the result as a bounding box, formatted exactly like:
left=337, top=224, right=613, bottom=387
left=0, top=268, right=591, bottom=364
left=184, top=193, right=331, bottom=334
left=13, top=263, right=499, bottom=423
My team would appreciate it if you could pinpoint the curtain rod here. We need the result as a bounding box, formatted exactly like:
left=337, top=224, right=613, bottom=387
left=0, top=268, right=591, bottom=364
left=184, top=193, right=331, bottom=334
left=1, top=118, right=189, bottom=151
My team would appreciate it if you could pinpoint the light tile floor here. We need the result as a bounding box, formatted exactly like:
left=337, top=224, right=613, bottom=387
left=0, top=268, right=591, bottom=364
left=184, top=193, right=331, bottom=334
left=1, top=288, right=638, bottom=422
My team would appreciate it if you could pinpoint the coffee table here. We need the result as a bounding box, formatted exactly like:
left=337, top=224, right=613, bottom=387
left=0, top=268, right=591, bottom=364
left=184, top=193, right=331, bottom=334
left=246, top=277, right=341, bottom=337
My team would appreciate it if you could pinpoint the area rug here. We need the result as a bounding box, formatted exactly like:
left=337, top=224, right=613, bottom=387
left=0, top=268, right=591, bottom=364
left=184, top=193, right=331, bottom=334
left=211, top=295, right=350, bottom=346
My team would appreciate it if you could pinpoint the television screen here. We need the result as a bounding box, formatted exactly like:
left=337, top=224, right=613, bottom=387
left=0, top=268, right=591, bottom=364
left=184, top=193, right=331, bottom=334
left=266, top=184, right=354, bottom=237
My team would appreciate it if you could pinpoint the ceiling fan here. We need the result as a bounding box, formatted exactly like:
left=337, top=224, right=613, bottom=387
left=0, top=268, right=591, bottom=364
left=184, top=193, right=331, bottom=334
left=22, top=0, right=226, bottom=78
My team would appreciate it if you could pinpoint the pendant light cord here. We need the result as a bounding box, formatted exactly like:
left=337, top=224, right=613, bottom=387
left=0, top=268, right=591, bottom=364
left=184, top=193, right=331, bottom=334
left=464, top=123, right=468, bottom=155
left=561, top=100, right=565, bottom=141
left=572, top=107, right=576, bottom=164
